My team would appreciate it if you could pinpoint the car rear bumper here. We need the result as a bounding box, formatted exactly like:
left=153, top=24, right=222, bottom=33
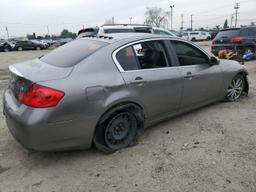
left=3, top=89, right=97, bottom=151
left=211, top=44, right=244, bottom=56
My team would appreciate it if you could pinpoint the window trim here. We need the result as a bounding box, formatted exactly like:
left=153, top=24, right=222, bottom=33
left=112, top=38, right=211, bottom=72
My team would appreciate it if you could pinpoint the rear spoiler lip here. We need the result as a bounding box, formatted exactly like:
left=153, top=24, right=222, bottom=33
left=9, top=65, right=24, bottom=77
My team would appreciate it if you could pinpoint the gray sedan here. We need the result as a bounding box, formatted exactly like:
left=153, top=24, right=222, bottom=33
left=3, top=33, right=249, bottom=153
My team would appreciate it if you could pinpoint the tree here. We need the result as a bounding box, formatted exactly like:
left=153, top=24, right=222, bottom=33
left=26, top=32, right=36, bottom=40
left=223, top=19, right=228, bottom=29
left=60, top=29, right=77, bottom=39
left=144, top=7, right=168, bottom=27
left=250, top=22, right=255, bottom=26
left=214, top=25, right=221, bottom=30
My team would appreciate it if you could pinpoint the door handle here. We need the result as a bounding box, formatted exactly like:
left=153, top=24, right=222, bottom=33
left=130, top=76, right=147, bottom=85
left=185, top=72, right=194, bottom=79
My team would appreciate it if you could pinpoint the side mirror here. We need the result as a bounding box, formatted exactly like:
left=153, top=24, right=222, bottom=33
left=209, top=56, right=219, bottom=65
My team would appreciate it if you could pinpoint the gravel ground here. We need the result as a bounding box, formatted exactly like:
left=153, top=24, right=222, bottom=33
left=0, top=42, right=256, bottom=192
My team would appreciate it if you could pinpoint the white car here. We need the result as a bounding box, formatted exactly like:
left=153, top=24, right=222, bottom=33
left=182, top=31, right=211, bottom=41
left=77, top=24, right=177, bottom=39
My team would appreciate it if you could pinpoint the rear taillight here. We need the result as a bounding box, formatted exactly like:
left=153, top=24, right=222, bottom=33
left=18, top=83, right=65, bottom=108
left=230, top=37, right=243, bottom=44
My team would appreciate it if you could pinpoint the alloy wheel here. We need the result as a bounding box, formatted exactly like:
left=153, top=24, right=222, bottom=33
left=226, top=76, right=244, bottom=101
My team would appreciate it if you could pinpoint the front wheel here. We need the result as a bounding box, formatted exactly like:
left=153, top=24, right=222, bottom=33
left=226, top=74, right=245, bottom=101
left=4, top=48, right=10, bottom=52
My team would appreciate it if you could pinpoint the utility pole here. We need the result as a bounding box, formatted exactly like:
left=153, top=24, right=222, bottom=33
left=234, top=2, right=240, bottom=27
left=181, top=14, right=184, bottom=31
left=46, top=25, right=50, bottom=36
left=5, top=26, right=9, bottom=39
left=112, top=16, right=115, bottom=24
left=170, top=4, right=175, bottom=30
left=190, top=14, right=193, bottom=30
left=129, top=17, right=132, bottom=24
left=230, top=14, right=234, bottom=28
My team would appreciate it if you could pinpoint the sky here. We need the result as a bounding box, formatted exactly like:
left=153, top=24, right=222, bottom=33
left=0, top=0, right=255, bottom=38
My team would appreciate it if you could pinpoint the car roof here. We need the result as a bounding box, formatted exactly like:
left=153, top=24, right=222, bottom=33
left=81, top=32, right=179, bottom=44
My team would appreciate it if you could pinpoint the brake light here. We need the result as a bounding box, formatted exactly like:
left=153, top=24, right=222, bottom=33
left=230, top=37, right=243, bottom=44
left=18, top=83, right=65, bottom=108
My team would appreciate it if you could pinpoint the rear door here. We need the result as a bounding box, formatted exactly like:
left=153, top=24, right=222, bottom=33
left=114, top=39, right=183, bottom=120
left=169, top=40, right=223, bottom=110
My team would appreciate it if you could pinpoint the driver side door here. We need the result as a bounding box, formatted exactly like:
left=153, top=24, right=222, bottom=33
left=169, top=40, right=223, bottom=111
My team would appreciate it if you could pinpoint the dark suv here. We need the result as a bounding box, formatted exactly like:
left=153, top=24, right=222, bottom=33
left=211, top=27, right=256, bottom=55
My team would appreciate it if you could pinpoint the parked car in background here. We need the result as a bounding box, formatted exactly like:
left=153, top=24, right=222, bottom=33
left=59, top=38, right=73, bottom=46
left=212, top=27, right=256, bottom=56
left=40, top=39, right=53, bottom=47
left=31, top=40, right=48, bottom=49
left=14, top=40, right=46, bottom=51
left=182, top=31, right=211, bottom=41
left=3, top=33, right=248, bottom=153
left=0, top=40, right=15, bottom=52
left=77, top=24, right=177, bottom=39
left=209, top=30, right=220, bottom=40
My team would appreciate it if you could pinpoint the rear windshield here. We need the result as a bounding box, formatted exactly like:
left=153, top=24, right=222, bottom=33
left=40, top=39, right=108, bottom=67
left=215, top=29, right=240, bottom=39
left=104, top=28, right=134, bottom=33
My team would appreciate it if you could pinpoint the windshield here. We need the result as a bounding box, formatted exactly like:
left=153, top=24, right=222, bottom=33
left=40, top=39, right=108, bottom=67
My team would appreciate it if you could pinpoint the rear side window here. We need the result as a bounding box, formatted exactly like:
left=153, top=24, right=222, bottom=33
left=40, top=39, right=108, bottom=67
left=248, top=28, right=256, bottom=36
left=116, top=46, right=140, bottom=71
left=116, top=40, right=170, bottom=71
left=190, top=32, right=199, bottom=35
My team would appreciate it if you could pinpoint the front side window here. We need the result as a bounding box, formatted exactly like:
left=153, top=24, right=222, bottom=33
left=116, top=40, right=170, bottom=71
left=171, top=40, right=209, bottom=66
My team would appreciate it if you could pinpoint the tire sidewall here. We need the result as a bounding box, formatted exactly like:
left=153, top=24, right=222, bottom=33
left=94, top=106, right=143, bottom=153
left=226, top=74, right=245, bottom=102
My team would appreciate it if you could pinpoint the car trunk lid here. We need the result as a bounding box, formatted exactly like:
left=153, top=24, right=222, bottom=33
left=9, top=59, right=72, bottom=102
left=10, top=59, right=73, bottom=82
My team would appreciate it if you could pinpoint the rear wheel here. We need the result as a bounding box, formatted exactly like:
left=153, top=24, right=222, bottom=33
left=4, top=47, right=10, bottom=52
left=191, top=37, right=196, bottom=41
left=94, top=105, right=143, bottom=153
left=226, top=74, right=245, bottom=101
left=17, top=47, right=23, bottom=51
